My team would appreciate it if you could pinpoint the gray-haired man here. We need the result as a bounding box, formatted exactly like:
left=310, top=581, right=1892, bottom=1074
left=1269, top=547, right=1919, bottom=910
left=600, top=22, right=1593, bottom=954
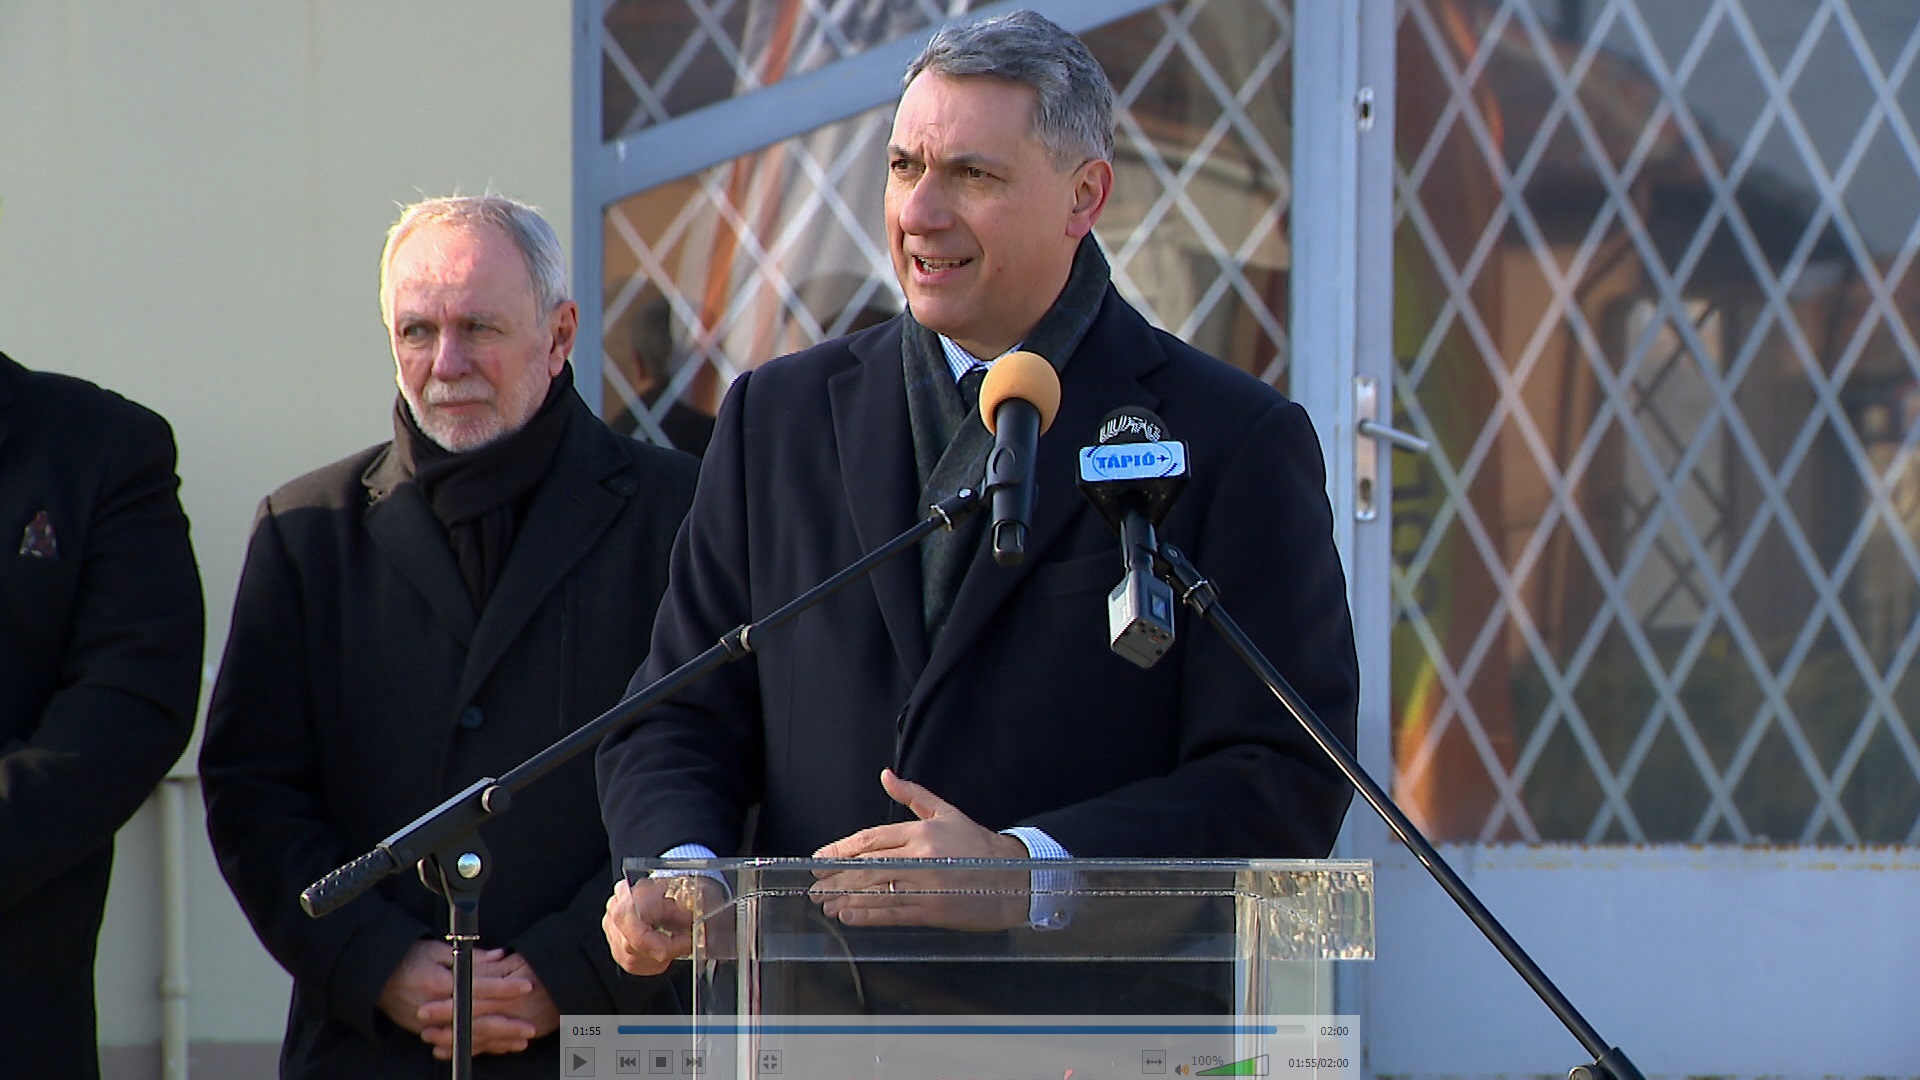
left=203, top=195, right=698, bottom=1076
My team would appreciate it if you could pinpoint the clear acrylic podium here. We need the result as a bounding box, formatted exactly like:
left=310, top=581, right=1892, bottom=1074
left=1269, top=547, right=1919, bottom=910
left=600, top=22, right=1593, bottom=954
left=593, top=857, right=1373, bottom=1079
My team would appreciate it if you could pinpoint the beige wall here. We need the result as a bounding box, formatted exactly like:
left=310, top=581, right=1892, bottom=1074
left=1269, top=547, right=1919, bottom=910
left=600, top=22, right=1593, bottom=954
left=0, top=0, right=574, bottom=1068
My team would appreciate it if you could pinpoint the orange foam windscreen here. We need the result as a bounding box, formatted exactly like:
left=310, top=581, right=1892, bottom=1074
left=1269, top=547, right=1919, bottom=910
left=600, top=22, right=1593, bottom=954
left=978, top=350, right=1062, bottom=435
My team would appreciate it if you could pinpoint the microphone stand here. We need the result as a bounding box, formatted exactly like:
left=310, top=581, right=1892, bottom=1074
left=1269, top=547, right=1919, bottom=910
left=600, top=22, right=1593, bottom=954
left=1153, top=541, right=1645, bottom=1080
left=299, top=487, right=983, bottom=1080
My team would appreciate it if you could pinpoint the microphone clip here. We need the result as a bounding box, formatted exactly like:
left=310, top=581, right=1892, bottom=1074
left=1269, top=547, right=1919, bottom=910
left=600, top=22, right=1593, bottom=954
left=1078, top=425, right=1189, bottom=670
left=1108, top=512, right=1178, bottom=668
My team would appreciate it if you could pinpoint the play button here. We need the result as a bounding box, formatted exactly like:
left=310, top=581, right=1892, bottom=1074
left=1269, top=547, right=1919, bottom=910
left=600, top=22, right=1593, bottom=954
left=564, top=1046, right=596, bottom=1076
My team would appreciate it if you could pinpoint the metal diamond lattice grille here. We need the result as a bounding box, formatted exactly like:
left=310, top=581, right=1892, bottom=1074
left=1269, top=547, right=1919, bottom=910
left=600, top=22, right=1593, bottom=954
left=601, top=0, right=980, bottom=141
left=597, top=0, right=1297, bottom=451
left=1093, top=0, right=1296, bottom=386
left=1392, top=0, right=1920, bottom=844
left=600, top=103, right=900, bottom=452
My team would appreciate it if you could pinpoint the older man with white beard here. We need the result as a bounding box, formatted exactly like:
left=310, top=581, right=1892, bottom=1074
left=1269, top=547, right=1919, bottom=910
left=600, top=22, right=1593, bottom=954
left=201, top=195, right=699, bottom=1078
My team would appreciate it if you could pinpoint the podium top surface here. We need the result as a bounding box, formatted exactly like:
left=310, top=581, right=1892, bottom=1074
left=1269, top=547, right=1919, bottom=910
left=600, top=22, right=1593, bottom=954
left=620, top=857, right=1375, bottom=963
left=625, top=856, right=1372, bottom=873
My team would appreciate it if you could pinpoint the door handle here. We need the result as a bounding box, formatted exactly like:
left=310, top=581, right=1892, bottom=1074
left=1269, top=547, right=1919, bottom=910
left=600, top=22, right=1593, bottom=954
left=1355, top=376, right=1429, bottom=521
left=1358, top=418, right=1431, bottom=454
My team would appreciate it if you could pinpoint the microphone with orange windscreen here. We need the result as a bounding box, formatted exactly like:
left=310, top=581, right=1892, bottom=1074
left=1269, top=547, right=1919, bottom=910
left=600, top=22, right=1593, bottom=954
left=978, top=351, right=1062, bottom=567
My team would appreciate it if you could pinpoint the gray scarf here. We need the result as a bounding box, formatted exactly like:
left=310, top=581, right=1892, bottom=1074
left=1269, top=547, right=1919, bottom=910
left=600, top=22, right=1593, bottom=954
left=901, top=235, right=1113, bottom=642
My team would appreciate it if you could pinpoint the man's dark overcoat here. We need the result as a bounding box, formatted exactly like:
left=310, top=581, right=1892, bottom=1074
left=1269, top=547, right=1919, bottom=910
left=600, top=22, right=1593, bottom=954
left=202, top=394, right=697, bottom=1078
left=598, top=289, right=1359, bottom=865
left=0, top=351, right=203, bottom=1078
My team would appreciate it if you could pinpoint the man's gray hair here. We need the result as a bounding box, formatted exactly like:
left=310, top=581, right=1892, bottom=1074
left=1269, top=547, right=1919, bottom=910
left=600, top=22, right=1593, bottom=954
left=379, top=194, right=571, bottom=325
left=904, top=9, right=1115, bottom=167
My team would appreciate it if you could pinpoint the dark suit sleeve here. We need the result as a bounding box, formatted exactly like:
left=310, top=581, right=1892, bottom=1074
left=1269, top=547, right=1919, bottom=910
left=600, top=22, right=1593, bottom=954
left=1024, top=397, right=1360, bottom=857
left=0, top=406, right=202, bottom=911
left=199, top=502, right=432, bottom=1035
left=598, top=372, right=766, bottom=861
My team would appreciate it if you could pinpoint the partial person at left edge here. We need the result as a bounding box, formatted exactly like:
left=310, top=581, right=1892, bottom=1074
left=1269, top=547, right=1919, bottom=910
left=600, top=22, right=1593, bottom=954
left=0, top=350, right=204, bottom=1080
left=199, top=195, right=699, bottom=1077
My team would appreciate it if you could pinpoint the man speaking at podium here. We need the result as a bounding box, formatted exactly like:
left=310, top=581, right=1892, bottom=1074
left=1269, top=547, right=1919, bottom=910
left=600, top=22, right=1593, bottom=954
left=600, top=10, right=1359, bottom=987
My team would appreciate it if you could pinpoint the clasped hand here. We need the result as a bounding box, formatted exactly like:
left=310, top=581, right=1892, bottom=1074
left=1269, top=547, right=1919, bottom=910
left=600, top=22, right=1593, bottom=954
left=376, top=940, right=558, bottom=1060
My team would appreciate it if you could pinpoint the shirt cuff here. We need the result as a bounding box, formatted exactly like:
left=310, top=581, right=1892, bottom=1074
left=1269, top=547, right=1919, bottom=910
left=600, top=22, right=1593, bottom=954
left=653, top=844, right=729, bottom=894
left=1001, top=827, right=1074, bottom=930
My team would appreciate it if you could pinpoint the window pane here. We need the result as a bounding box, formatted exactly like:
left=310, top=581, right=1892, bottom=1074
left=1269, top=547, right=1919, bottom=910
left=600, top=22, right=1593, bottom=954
left=601, top=0, right=973, bottom=142
left=1392, top=0, right=1920, bottom=844
left=1090, top=0, right=1296, bottom=387
left=599, top=105, right=898, bottom=454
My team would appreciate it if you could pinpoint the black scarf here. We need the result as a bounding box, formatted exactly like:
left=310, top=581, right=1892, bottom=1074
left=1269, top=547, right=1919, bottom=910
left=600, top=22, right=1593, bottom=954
left=392, top=363, right=577, bottom=609
left=903, top=235, right=1113, bottom=641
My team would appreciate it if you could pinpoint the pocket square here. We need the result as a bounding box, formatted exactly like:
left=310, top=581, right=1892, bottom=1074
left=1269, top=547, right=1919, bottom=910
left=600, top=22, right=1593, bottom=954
left=18, top=511, right=58, bottom=558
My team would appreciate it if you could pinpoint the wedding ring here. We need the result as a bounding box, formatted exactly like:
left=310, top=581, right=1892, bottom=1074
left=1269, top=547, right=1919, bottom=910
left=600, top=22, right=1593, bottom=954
left=887, top=880, right=897, bottom=894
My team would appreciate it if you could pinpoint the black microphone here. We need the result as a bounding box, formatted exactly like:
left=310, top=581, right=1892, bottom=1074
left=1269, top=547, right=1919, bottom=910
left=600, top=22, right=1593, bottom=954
left=1078, top=407, right=1188, bottom=668
left=978, top=351, right=1063, bottom=567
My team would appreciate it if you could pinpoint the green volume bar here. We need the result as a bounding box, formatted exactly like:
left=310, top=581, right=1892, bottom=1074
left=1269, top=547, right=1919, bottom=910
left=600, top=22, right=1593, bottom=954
left=1197, top=1055, right=1269, bottom=1076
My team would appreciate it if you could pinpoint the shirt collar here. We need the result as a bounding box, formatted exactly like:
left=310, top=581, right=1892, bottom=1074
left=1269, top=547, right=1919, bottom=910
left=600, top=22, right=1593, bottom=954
left=937, top=335, right=1020, bottom=384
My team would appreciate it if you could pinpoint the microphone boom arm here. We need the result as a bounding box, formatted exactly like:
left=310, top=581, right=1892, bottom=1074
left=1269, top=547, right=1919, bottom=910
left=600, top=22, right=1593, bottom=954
left=298, top=485, right=984, bottom=1080
left=1155, top=541, right=1645, bottom=1080
left=302, top=484, right=985, bottom=918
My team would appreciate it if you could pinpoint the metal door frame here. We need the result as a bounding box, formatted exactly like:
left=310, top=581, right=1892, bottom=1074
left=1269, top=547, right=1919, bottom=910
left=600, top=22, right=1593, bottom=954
left=1292, top=0, right=1397, bottom=829
left=1290, top=2, right=1399, bottom=1071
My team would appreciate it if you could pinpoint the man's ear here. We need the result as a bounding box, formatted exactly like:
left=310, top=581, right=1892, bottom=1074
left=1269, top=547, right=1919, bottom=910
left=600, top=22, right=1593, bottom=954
left=1066, top=158, right=1114, bottom=239
left=548, top=300, right=580, bottom=375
